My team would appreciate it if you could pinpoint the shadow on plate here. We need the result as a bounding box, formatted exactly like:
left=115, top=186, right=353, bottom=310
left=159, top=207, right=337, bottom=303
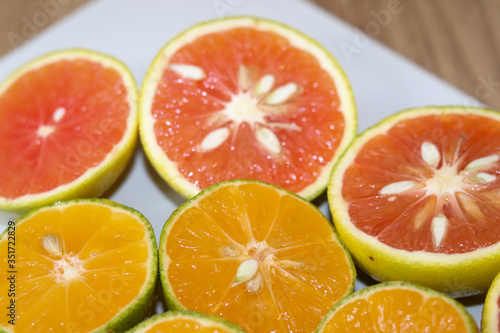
left=101, top=145, right=138, bottom=199
left=141, top=147, right=186, bottom=208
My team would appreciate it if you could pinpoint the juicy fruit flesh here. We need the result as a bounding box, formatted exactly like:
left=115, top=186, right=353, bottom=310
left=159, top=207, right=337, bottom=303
left=0, top=203, right=150, bottom=332
left=342, top=113, right=500, bottom=253
left=320, top=288, right=470, bottom=332
left=0, top=59, right=130, bottom=199
left=142, top=318, right=235, bottom=332
left=152, top=27, right=345, bottom=193
left=164, top=182, right=354, bottom=333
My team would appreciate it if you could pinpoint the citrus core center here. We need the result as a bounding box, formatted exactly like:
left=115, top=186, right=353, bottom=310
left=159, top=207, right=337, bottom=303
left=224, top=92, right=265, bottom=126
left=53, top=255, right=84, bottom=283
left=425, top=164, right=464, bottom=196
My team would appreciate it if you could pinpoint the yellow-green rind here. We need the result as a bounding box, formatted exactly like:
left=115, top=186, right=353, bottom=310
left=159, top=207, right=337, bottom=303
left=0, top=49, right=138, bottom=214
left=482, top=271, right=500, bottom=333
left=139, top=16, right=357, bottom=201
left=125, top=310, right=246, bottom=333
left=159, top=179, right=356, bottom=312
left=328, top=106, right=500, bottom=297
left=315, top=281, right=479, bottom=333
left=0, top=199, right=158, bottom=333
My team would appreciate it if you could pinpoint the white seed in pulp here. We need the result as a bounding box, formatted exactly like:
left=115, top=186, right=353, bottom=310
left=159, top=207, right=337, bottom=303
left=421, top=141, right=440, bottom=168
left=233, top=259, right=259, bottom=285
left=169, top=64, right=206, bottom=80
left=465, top=154, right=499, bottom=171
left=42, top=234, right=63, bottom=257
left=265, top=83, right=299, bottom=105
left=200, top=127, right=230, bottom=151
left=255, top=126, right=281, bottom=154
left=470, top=172, right=496, bottom=183
left=52, top=107, right=66, bottom=122
left=245, top=273, right=264, bottom=294
left=254, top=74, right=275, bottom=95
left=431, top=214, right=448, bottom=247
left=379, top=180, right=416, bottom=195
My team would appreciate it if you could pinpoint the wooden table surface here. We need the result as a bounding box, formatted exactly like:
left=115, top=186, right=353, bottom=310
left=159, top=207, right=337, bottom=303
left=1, top=0, right=499, bottom=109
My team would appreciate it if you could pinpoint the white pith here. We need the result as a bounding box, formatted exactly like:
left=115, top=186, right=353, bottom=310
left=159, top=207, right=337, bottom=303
left=424, top=164, right=465, bottom=196
left=139, top=17, right=357, bottom=199
left=53, top=255, right=85, bottom=283
left=214, top=238, right=307, bottom=294
left=41, top=233, right=85, bottom=283
left=193, top=66, right=302, bottom=154
left=222, top=240, right=275, bottom=294
left=37, top=125, right=54, bottom=137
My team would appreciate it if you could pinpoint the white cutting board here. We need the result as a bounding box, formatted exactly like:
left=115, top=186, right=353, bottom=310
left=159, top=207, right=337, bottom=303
left=0, top=0, right=486, bottom=327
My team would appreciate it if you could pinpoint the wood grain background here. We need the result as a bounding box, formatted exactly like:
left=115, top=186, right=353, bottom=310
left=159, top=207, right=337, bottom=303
left=1, top=0, right=499, bottom=109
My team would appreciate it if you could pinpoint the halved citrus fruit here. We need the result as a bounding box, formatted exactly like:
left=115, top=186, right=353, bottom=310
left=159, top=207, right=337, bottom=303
left=127, top=311, right=245, bottom=333
left=139, top=16, right=356, bottom=200
left=328, top=106, right=500, bottom=297
left=483, top=271, right=500, bottom=333
left=0, top=49, right=138, bottom=213
left=159, top=179, right=356, bottom=333
left=315, top=281, right=478, bottom=332
left=0, top=199, right=158, bottom=332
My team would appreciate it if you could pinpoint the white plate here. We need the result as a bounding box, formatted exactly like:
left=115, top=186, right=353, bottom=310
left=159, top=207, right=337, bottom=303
left=0, top=0, right=485, bottom=327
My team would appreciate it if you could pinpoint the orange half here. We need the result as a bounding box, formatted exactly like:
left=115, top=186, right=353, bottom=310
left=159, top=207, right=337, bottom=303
left=159, top=179, right=355, bottom=333
left=140, top=16, right=356, bottom=200
left=0, top=199, right=157, bottom=332
left=127, top=311, right=245, bottom=333
left=0, top=49, right=138, bottom=213
left=483, top=272, right=500, bottom=333
left=316, top=282, right=478, bottom=333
